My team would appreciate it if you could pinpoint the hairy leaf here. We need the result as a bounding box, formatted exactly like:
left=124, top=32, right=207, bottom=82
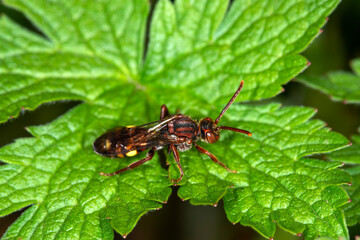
left=328, top=130, right=360, bottom=226
left=0, top=0, right=148, bottom=123
left=173, top=103, right=351, bottom=239
left=298, top=58, right=360, bottom=103
left=0, top=86, right=172, bottom=239
left=144, top=0, right=336, bottom=104
left=299, top=57, right=360, bottom=227
left=0, top=0, right=347, bottom=239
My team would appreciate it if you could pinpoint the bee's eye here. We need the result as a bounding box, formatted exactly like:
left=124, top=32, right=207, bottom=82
left=205, top=131, right=217, bottom=144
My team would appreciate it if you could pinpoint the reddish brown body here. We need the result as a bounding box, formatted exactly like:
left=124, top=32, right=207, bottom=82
left=94, top=115, right=199, bottom=156
left=93, top=81, right=251, bottom=183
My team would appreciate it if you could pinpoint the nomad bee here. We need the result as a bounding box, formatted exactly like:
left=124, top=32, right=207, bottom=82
left=93, top=80, right=251, bottom=182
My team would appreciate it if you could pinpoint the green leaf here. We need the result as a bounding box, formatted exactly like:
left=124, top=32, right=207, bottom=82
left=297, top=58, right=360, bottom=104
left=173, top=103, right=350, bottom=239
left=298, top=55, right=360, bottom=226
left=342, top=166, right=360, bottom=226
left=144, top=0, right=337, bottom=103
left=0, top=0, right=148, bottom=123
left=329, top=133, right=360, bottom=164
left=0, top=88, right=172, bottom=239
left=327, top=129, right=360, bottom=226
left=0, top=0, right=348, bottom=239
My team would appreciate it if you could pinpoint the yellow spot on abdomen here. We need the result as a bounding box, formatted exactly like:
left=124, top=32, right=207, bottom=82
left=126, top=150, right=138, bottom=157
left=126, top=125, right=135, bottom=128
left=105, top=139, right=111, bottom=149
left=117, top=153, right=125, bottom=158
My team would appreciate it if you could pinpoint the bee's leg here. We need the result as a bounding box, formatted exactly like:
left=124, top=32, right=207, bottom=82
left=160, top=104, right=170, bottom=120
left=100, top=148, right=155, bottom=176
left=169, top=144, right=184, bottom=183
left=193, top=142, right=237, bottom=173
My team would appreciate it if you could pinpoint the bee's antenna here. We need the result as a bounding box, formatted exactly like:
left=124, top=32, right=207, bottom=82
left=214, top=80, right=244, bottom=125
left=219, top=126, right=252, bottom=137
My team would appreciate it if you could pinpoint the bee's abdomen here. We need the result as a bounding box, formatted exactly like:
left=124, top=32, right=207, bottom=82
left=93, top=127, right=145, bottom=158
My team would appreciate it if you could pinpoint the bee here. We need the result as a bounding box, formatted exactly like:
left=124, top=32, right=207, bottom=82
left=93, top=80, right=251, bottom=183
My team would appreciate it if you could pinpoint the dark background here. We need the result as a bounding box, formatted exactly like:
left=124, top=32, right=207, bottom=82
left=1, top=0, right=360, bottom=239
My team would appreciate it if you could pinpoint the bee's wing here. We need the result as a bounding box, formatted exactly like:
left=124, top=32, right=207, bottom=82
left=146, top=115, right=180, bottom=132
left=123, top=114, right=179, bottom=132
left=93, top=124, right=174, bottom=158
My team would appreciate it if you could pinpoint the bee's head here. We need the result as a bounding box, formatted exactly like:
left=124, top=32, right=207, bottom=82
left=199, top=117, right=220, bottom=144
left=198, top=81, right=252, bottom=144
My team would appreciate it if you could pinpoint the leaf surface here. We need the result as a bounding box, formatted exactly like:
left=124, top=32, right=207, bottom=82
left=298, top=58, right=360, bottom=103
left=172, top=103, right=350, bottom=239
left=144, top=0, right=336, bottom=103
left=328, top=130, right=360, bottom=226
left=0, top=0, right=348, bottom=239
left=299, top=57, right=360, bottom=227
left=0, top=86, right=172, bottom=239
left=0, top=0, right=148, bottom=122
